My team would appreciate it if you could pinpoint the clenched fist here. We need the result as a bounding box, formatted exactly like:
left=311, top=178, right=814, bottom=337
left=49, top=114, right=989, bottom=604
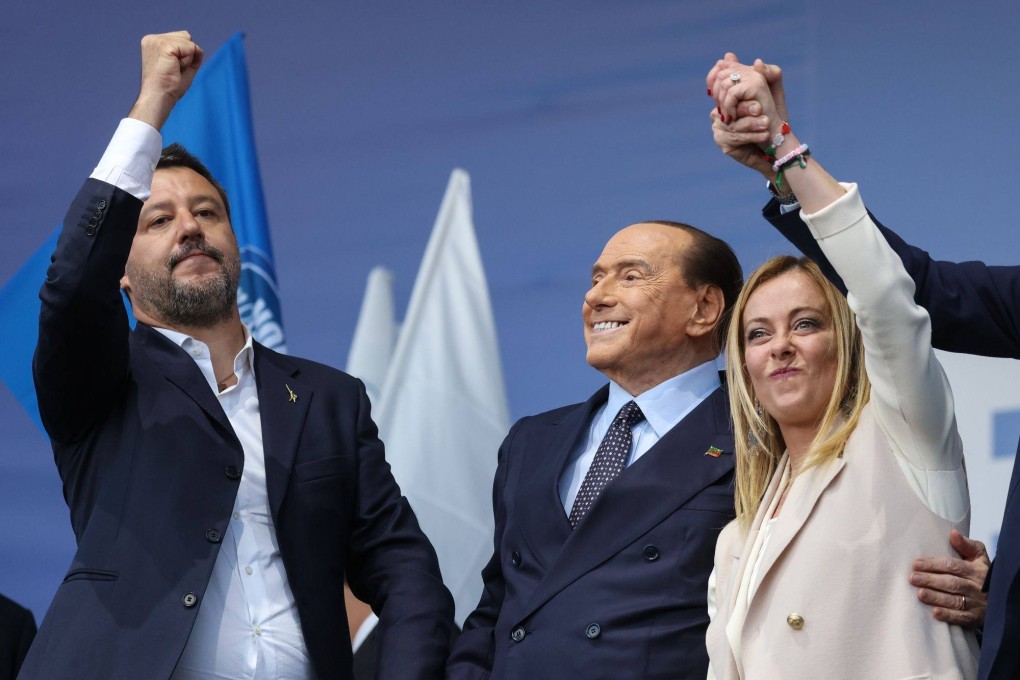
left=128, top=30, right=204, bottom=131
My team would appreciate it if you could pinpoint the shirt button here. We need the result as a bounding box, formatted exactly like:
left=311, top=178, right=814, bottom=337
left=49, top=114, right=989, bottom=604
left=232, top=512, right=240, bottom=520
left=586, top=623, right=602, bottom=639
left=225, top=465, right=241, bottom=480
left=245, top=566, right=253, bottom=575
left=254, top=625, right=263, bottom=636
left=205, top=529, right=222, bottom=543
left=787, top=613, right=805, bottom=630
left=182, top=592, right=198, bottom=608
left=642, top=545, right=660, bottom=561
left=511, top=551, right=522, bottom=567
left=510, top=626, right=526, bottom=642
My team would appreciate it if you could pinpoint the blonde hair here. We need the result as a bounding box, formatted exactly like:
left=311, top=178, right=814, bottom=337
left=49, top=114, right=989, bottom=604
left=725, top=256, right=870, bottom=531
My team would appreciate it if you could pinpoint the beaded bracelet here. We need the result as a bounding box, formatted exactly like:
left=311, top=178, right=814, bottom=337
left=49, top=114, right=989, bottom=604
left=772, top=143, right=809, bottom=173
left=763, top=122, right=792, bottom=157
left=775, top=147, right=811, bottom=191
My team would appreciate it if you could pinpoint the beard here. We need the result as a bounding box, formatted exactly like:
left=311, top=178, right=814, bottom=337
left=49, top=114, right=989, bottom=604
left=126, top=240, right=242, bottom=328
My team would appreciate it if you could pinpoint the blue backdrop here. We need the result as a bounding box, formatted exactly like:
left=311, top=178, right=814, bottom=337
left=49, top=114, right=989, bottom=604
left=2, top=1, right=1019, bottom=618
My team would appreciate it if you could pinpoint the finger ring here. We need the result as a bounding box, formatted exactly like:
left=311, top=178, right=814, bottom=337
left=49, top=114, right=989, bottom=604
left=960, top=596, right=967, bottom=611
left=730, top=72, right=741, bottom=83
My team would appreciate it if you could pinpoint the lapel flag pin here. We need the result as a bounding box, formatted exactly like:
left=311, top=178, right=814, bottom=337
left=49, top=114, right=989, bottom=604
left=705, top=446, right=723, bottom=458
left=285, top=384, right=298, bottom=403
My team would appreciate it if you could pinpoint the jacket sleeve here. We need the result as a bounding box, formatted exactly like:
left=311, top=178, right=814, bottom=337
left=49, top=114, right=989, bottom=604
left=344, top=381, right=456, bottom=680
left=765, top=198, right=1020, bottom=359
left=33, top=179, right=140, bottom=446
left=446, top=420, right=520, bottom=680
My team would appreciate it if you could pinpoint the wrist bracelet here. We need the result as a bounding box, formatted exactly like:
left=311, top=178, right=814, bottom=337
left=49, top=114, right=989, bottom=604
left=772, top=143, right=809, bottom=173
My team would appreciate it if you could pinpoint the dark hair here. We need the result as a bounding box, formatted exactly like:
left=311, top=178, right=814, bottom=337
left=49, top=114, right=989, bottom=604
left=157, top=143, right=232, bottom=221
left=648, top=220, right=743, bottom=347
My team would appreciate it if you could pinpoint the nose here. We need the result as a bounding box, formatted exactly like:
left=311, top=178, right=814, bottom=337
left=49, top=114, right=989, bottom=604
left=175, top=209, right=203, bottom=242
left=585, top=277, right=615, bottom=310
left=770, top=330, right=794, bottom=358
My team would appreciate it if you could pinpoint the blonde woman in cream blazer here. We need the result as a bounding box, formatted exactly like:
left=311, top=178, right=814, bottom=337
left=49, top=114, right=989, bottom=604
left=703, top=58, right=979, bottom=679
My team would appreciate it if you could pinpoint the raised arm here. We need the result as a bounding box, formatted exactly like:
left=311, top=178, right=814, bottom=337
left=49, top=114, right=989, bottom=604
left=33, top=32, right=201, bottom=445
left=707, top=58, right=965, bottom=518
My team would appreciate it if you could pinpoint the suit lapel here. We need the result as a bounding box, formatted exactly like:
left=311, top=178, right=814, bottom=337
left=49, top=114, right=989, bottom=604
left=746, top=453, right=845, bottom=607
left=515, top=387, right=607, bottom=569
left=521, top=387, right=735, bottom=620
left=134, top=325, right=240, bottom=449
left=254, top=344, right=312, bottom=519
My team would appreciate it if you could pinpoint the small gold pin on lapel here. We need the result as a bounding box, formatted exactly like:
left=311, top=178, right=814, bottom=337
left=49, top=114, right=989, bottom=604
left=705, top=446, right=723, bottom=458
left=285, top=384, right=298, bottom=403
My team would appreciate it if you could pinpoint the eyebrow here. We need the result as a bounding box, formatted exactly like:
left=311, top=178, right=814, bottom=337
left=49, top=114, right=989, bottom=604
left=140, top=194, right=224, bottom=216
left=744, top=305, right=828, bottom=327
left=591, top=258, right=654, bottom=277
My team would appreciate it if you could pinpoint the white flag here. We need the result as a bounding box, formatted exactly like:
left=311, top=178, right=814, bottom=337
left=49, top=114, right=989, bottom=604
left=375, top=169, right=510, bottom=625
left=346, top=266, right=397, bottom=405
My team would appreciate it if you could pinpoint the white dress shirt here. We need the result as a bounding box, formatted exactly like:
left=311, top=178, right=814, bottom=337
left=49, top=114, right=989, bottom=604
left=559, top=361, right=721, bottom=511
left=92, top=120, right=314, bottom=679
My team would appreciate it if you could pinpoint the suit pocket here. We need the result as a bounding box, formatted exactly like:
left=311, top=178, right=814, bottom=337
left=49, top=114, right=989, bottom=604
left=63, top=567, right=118, bottom=583
left=294, top=455, right=354, bottom=483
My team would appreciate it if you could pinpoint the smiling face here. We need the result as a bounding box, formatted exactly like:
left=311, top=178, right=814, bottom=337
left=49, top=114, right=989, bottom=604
left=120, top=166, right=241, bottom=329
left=583, top=223, right=714, bottom=395
left=741, top=269, right=838, bottom=433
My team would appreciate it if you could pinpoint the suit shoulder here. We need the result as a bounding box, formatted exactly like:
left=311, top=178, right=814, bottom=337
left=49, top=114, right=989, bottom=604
left=512, top=398, right=590, bottom=429
left=254, top=344, right=362, bottom=391
left=0, top=593, right=34, bottom=623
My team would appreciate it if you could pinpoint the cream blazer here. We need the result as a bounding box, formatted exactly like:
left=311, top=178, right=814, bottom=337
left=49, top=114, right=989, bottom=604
left=705, top=185, right=979, bottom=679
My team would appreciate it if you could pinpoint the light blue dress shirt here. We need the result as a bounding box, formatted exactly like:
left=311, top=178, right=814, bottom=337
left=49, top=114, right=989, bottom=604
left=559, top=360, right=722, bottom=511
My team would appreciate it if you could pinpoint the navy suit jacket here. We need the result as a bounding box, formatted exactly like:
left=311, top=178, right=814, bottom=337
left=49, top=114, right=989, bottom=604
left=24, top=179, right=454, bottom=679
left=447, top=384, right=736, bottom=679
left=0, top=594, right=35, bottom=680
left=766, top=199, right=1020, bottom=680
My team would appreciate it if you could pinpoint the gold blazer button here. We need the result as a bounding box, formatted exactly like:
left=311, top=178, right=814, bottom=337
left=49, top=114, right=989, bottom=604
left=786, top=613, right=805, bottom=630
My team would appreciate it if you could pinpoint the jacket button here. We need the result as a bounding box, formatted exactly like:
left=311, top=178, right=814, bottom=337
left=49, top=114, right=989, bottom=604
left=225, top=465, right=241, bottom=480
left=642, top=545, right=660, bottom=561
left=510, top=626, right=526, bottom=642
left=205, top=529, right=222, bottom=543
left=182, top=592, right=198, bottom=608
left=97, top=200, right=107, bottom=209
left=511, top=551, right=521, bottom=567
left=585, top=623, right=601, bottom=639
left=93, top=210, right=103, bottom=219
left=85, top=225, right=96, bottom=237
left=787, top=613, right=804, bottom=630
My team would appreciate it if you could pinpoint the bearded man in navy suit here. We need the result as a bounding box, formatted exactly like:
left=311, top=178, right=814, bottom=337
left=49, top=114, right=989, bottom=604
left=23, top=31, right=452, bottom=679
left=447, top=220, right=743, bottom=679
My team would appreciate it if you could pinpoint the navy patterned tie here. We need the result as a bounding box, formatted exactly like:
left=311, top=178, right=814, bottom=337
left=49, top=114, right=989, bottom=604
left=568, top=400, right=646, bottom=528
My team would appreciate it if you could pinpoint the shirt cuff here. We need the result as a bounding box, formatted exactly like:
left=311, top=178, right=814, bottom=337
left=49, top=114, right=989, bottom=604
left=90, top=118, right=163, bottom=201
left=799, top=182, right=868, bottom=241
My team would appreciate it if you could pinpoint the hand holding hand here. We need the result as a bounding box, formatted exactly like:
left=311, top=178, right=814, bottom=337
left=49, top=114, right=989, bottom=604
left=910, top=529, right=990, bottom=629
left=706, top=53, right=791, bottom=181
left=128, top=31, right=204, bottom=131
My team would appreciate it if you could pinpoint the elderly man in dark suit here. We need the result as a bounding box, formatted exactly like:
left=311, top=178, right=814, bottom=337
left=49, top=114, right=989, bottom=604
left=22, top=31, right=453, bottom=680
left=447, top=219, right=743, bottom=679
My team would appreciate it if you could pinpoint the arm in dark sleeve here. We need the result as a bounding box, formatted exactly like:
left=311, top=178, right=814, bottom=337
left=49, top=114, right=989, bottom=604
left=446, top=421, right=519, bottom=680
left=33, top=179, right=140, bottom=445
left=344, top=381, right=455, bottom=680
left=765, top=198, right=1020, bottom=358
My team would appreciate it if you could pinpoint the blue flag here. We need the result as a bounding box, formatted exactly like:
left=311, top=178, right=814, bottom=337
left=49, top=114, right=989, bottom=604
left=0, top=33, right=285, bottom=429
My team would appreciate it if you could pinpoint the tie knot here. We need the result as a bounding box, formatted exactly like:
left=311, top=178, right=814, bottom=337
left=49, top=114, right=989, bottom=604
left=615, top=400, right=645, bottom=429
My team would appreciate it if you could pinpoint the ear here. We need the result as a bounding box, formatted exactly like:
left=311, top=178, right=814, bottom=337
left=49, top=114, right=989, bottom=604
left=686, top=284, right=725, bottom=339
left=119, top=272, right=131, bottom=295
